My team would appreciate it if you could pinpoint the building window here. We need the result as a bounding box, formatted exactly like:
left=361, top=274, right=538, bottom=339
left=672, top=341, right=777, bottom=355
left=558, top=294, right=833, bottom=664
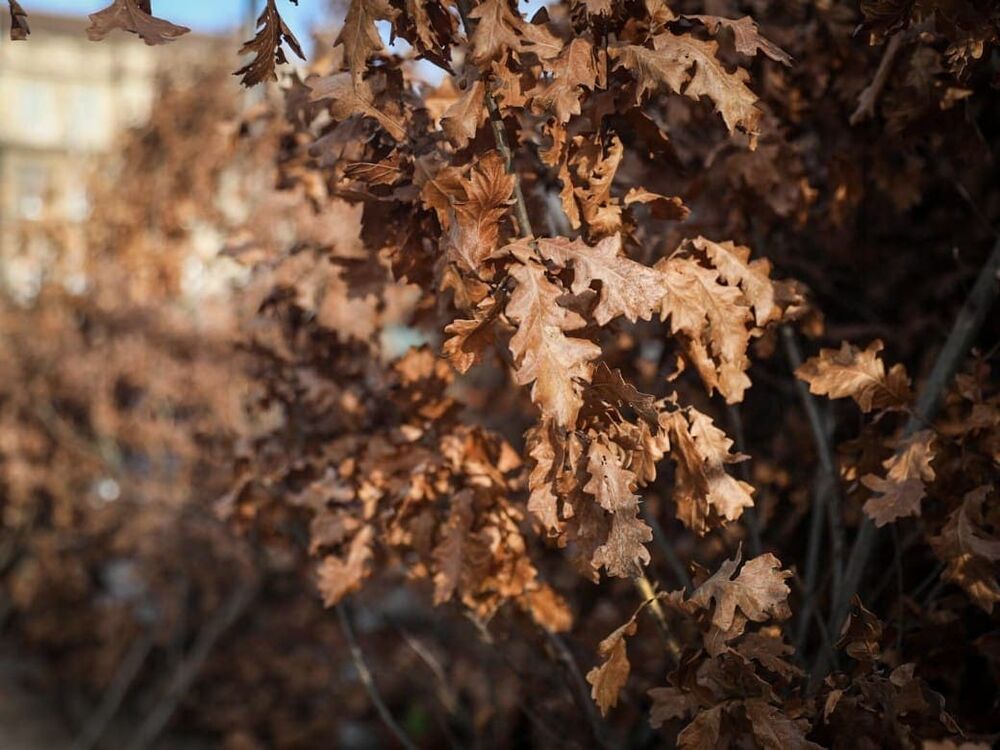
left=16, top=81, right=59, bottom=144
left=16, top=164, right=48, bottom=221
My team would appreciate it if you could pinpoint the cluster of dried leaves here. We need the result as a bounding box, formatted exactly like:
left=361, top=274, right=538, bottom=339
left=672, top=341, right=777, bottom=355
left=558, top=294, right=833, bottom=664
left=3, top=0, right=999, bottom=747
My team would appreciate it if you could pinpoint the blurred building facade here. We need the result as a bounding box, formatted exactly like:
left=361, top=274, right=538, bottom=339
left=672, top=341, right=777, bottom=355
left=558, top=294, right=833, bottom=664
left=0, top=12, right=227, bottom=297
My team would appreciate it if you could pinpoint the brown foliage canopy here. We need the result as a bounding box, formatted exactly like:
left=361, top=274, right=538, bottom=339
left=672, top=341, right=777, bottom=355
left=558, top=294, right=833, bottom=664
left=2, top=0, right=999, bottom=748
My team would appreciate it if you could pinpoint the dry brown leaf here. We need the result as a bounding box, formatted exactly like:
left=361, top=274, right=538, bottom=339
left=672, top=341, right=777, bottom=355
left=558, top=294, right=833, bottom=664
left=657, top=255, right=754, bottom=403
left=677, top=705, right=725, bottom=749
left=861, top=430, right=936, bottom=525
left=441, top=79, right=487, bottom=149
left=585, top=437, right=652, bottom=578
left=929, top=486, right=1000, bottom=612
left=529, top=36, right=599, bottom=122
left=467, top=0, right=561, bottom=65
left=443, top=296, right=500, bottom=373
left=87, top=0, right=189, bottom=46
left=795, top=340, right=912, bottom=413
left=744, top=699, right=822, bottom=750
left=506, top=261, right=601, bottom=428
left=308, top=72, right=407, bottom=141
left=432, top=489, right=475, bottom=603
left=611, top=33, right=761, bottom=146
left=234, top=0, right=304, bottom=87
left=586, top=617, right=637, bottom=716
left=8, top=0, right=29, bottom=40
left=337, top=0, right=397, bottom=86
left=444, top=152, right=514, bottom=274
left=666, top=409, right=755, bottom=534
left=691, top=237, right=777, bottom=326
left=317, top=525, right=375, bottom=606
left=526, top=418, right=561, bottom=532
left=684, top=15, right=793, bottom=66
left=648, top=686, right=697, bottom=728
left=569, top=134, right=624, bottom=237
left=537, top=234, right=668, bottom=325
left=689, top=546, right=791, bottom=648
left=623, top=187, right=690, bottom=221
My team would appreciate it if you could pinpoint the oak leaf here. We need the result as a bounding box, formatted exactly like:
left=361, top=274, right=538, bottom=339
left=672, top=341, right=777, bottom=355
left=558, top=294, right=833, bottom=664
left=656, top=255, right=753, bottom=403
left=440, top=79, right=487, bottom=149
left=235, top=0, right=305, bottom=87
left=586, top=362, right=660, bottom=429
left=795, top=340, right=911, bottom=413
left=665, top=409, right=755, bottom=535
left=623, top=187, right=690, bottom=221
left=317, top=525, right=374, bottom=606
left=744, top=699, right=821, bottom=750
left=861, top=430, right=936, bottom=526
left=432, top=489, right=475, bottom=603
left=569, top=135, right=624, bottom=237
left=689, top=547, right=792, bottom=649
left=537, top=234, right=668, bottom=325
left=87, top=0, right=189, bottom=46
left=929, top=486, right=1000, bottom=612
left=611, top=33, right=761, bottom=145
left=691, top=237, right=777, bottom=326
left=586, top=617, right=637, bottom=716
left=337, top=0, right=397, bottom=86
left=467, top=0, right=560, bottom=65
left=677, top=705, right=725, bottom=750
left=8, top=0, right=28, bottom=40
left=443, top=296, right=501, bottom=374
left=526, top=418, right=561, bottom=532
left=684, top=15, right=793, bottom=66
left=529, top=36, right=599, bottom=123
left=444, top=152, right=514, bottom=274
left=584, top=437, right=652, bottom=578
left=649, top=686, right=697, bottom=728
left=308, top=72, right=407, bottom=141
left=506, top=260, right=601, bottom=428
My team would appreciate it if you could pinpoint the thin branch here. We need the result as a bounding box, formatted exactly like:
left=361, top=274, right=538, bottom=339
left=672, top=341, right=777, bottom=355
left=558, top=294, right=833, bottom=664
left=726, top=404, right=763, bottom=557
left=634, top=572, right=681, bottom=663
left=455, top=0, right=535, bottom=238
left=795, top=473, right=830, bottom=654
left=782, top=325, right=845, bottom=649
left=335, top=602, right=418, bottom=750
left=124, top=578, right=256, bottom=750
left=643, top=509, right=694, bottom=593
left=790, top=572, right=838, bottom=670
left=72, top=631, right=154, bottom=750
left=891, top=525, right=904, bottom=658
left=815, top=236, right=1000, bottom=684
left=543, top=630, right=618, bottom=750
left=469, top=614, right=598, bottom=747
left=850, top=33, right=903, bottom=125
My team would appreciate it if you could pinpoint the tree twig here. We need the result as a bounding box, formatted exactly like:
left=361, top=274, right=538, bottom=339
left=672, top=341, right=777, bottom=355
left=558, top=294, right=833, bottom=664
left=72, top=631, right=154, bottom=750
left=815, top=236, right=1000, bottom=684
left=455, top=0, right=534, bottom=238
left=643, top=509, right=693, bottom=593
left=543, top=630, right=618, bottom=750
left=335, top=601, right=419, bottom=750
left=782, top=325, right=844, bottom=650
left=850, top=33, right=903, bottom=125
left=726, top=404, right=763, bottom=557
left=124, top=578, right=256, bottom=750
left=634, top=572, right=681, bottom=663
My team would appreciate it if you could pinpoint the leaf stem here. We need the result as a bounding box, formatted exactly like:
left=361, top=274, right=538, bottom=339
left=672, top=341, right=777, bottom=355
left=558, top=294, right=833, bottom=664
left=455, top=0, right=535, bottom=238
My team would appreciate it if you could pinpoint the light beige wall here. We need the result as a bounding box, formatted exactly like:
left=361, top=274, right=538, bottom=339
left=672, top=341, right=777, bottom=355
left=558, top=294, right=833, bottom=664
left=0, top=15, right=229, bottom=289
